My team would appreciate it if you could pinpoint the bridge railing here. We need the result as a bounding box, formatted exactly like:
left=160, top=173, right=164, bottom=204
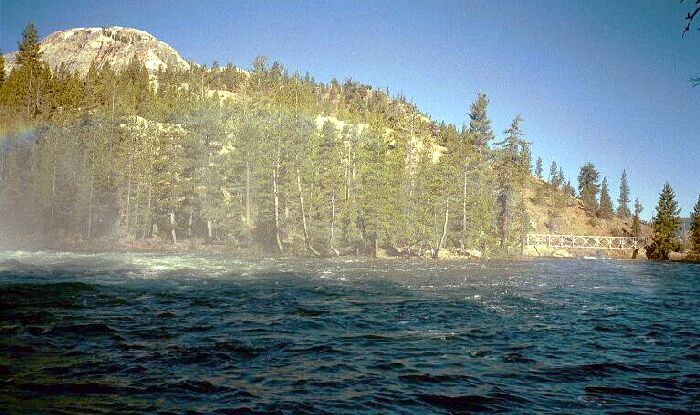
left=526, top=234, right=645, bottom=250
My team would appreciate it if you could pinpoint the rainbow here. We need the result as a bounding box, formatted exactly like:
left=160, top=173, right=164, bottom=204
left=0, top=122, right=41, bottom=150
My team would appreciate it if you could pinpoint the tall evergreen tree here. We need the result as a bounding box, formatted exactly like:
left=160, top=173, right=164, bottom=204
left=557, top=166, right=566, bottom=193
left=648, top=183, right=681, bottom=260
left=463, top=93, right=495, bottom=255
left=617, top=169, right=631, bottom=217
left=494, top=115, right=528, bottom=253
left=632, top=198, right=643, bottom=237
left=355, top=124, right=402, bottom=257
left=564, top=181, right=576, bottom=197
left=312, top=121, right=345, bottom=255
left=468, top=93, right=494, bottom=149
left=689, top=195, right=700, bottom=258
left=534, top=156, right=543, bottom=179
left=16, top=23, right=41, bottom=65
left=520, top=141, right=532, bottom=176
left=6, top=22, right=52, bottom=116
left=425, top=125, right=461, bottom=258
left=516, top=141, right=532, bottom=252
left=0, top=50, right=5, bottom=87
left=533, top=157, right=546, bottom=205
left=549, top=160, right=560, bottom=187
left=598, top=177, right=613, bottom=218
left=577, top=162, right=600, bottom=214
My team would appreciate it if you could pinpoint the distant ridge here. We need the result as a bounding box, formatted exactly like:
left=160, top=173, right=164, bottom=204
left=3, top=26, right=190, bottom=76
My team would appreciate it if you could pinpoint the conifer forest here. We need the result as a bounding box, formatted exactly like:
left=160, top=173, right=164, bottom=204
left=1, top=24, right=695, bottom=259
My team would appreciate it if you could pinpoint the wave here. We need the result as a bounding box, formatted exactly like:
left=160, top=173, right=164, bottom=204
left=49, top=323, right=116, bottom=336
left=399, top=373, right=476, bottom=384
left=419, top=392, right=532, bottom=413
left=530, top=362, right=644, bottom=382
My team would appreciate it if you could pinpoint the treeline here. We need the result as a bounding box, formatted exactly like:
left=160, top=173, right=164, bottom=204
left=645, top=183, right=700, bottom=261
left=0, top=24, right=659, bottom=258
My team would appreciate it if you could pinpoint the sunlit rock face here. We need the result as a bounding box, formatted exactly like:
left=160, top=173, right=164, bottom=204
left=3, top=26, right=190, bottom=76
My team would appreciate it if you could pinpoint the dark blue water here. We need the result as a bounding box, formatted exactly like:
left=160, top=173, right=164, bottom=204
left=1, top=252, right=699, bottom=414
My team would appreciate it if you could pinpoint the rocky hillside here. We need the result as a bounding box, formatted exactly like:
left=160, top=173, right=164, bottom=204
left=2, top=25, right=647, bottom=257
left=3, top=26, right=190, bottom=76
left=522, top=176, right=651, bottom=258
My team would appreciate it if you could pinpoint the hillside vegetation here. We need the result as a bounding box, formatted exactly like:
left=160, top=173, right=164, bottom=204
left=0, top=24, right=648, bottom=258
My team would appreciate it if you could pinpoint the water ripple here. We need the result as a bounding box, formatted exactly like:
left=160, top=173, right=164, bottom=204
left=0, top=252, right=699, bottom=413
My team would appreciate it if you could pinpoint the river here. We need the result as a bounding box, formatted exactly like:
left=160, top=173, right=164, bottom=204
left=1, top=251, right=699, bottom=413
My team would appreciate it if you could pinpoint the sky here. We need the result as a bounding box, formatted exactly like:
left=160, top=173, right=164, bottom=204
left=1, top=0, right=699, bottom=219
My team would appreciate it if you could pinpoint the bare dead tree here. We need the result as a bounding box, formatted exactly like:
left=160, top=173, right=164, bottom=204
left=682, top=0, right=700, bottom=86
left=682, top=0, right=700, bottom=37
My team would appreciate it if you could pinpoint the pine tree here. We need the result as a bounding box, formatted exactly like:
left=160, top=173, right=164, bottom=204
left=617, top=169, right=631, bottom=217
left=356, top=123, right=401, bottom=257
left=516, top=140, right=532, bottom=252
left=463, top=93, right=495, bottom=255
left=494, top=115, right=528, bottom=253
left=598, top=176, right=613, bottom=218
left=535, top=156, right=543, bottom=179
left=558, top=167, right=565, bottom=184
left=16, top=23, right=41, bottom=66
left=421, top=125, right=461, bottom=258
left=689, top=194, right=700, bottom=258
left=468, top=93, right=494, bottom=149
left=564, top=181, right=576, bottom=197
left=648, top=183, right=681, bottom=260
left=313, top=120, right=344, bottom=255
left=520, top=142, right=532, bottom=176
left=6, top=23, right=52, bottom=117
left=0, top=49, right=5, bottom=87
left=632, top=198, right=643, bottom=237
left=185, top=101, right=227, bottom=243
left=577, top=162, right=600, bottom=215
left=549, top=160, right=560, bottom=187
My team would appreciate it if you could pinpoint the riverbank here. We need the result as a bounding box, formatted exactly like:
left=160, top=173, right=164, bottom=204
left=0, top=237, right=652, bottom=261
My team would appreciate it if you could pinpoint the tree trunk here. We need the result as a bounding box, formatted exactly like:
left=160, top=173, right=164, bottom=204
left=87, top=172, right=94, bottom=240
left=169, top=211, right=177, bottom=245
left=434, top=200, right=449, bottom=259
left=519, top=199, right=527, bottom=255
left=499, top=191, right=510, bottom=252
left=272, top=167, right=284, bottom=253
left=50, top=164, right=56, bottom=232
left=125, top=153, right=132, bottom=236
left=142, top=186, right=152, bottom=239
left=245, top=160, right=252, bottom=226
left=329, top=194, right=339, bottom=256
left=344, top=156, right=349, bottom=200
left=188, top=208, right=193, bottom=238
left=461, top=169, right=467, bottom=251
left=296, top=168, right=320, bottom=256
left=133, top=184, right=141, bottom=237
left=408, top=116, right=415, bottom=196
left=207, top=219, right=213, bottom=243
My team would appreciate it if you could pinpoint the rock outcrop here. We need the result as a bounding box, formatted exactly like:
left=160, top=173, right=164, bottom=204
left=3, top=26, right=190, bottom=76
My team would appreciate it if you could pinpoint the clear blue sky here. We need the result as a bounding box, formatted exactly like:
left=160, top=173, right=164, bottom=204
left=2, top=0, right=699, bottom=219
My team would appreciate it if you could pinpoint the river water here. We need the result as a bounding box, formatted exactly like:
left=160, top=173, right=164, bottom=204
left=1, top=251, right=699, bottom=414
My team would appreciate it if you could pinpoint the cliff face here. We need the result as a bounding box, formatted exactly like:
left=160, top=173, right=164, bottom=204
left=3, top=26, right=190, bottom=76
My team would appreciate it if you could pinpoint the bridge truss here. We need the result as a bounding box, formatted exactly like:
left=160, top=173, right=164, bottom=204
left=526, top=234, right=645, bottom=250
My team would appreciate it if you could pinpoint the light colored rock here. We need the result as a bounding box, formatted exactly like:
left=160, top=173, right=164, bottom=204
left=524, top=245, right=573, bottom=258
left=4, top=26, right=190, bottom=77
left=464, top=249, right=482, bottom=258
left=552, top=249, right=574, bottom=258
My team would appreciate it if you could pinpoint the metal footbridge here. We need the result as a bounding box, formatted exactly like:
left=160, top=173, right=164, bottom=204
left=526, top=234, right=645, bottom=250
